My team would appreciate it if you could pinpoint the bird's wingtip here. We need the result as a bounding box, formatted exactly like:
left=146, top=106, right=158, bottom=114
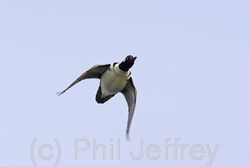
left=56, top=91, right=63, bottom=96
left=126, top=133, right=131, bottom=141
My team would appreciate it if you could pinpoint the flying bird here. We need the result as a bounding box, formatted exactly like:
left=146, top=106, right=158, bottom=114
left=57, top=55, right=137, bottom=140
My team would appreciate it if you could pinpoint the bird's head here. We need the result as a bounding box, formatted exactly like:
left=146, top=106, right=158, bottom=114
left=119, top=55, right=137, bottom=71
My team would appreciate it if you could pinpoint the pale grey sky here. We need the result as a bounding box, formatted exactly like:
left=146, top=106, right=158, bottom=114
left=1, top=1, right=249, bottom=166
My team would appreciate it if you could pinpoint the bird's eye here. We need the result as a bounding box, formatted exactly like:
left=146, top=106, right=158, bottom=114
left=126, top=57, right=129, bottom=61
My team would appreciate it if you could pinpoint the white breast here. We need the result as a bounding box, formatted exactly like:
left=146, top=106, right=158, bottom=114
left=100, top=63, right=131, bottom=96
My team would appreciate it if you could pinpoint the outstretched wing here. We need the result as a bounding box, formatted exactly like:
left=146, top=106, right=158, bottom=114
left=121, top=77, right=137, bottom=140
left=56, top=64, right=110, bottom=96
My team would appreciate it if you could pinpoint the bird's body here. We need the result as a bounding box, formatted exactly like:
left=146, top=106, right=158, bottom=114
left=57, top=55, right=137, bottom=140
left=100, top=63, right=130, bottom=97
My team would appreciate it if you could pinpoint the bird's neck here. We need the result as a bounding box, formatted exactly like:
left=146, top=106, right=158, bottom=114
left=114, top=63, right=130, bottom=76
left=119, top=62, right=130, bottom=71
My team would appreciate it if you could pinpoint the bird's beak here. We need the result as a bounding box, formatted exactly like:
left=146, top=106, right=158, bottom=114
left=133, top=56, right=137, bottom=61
